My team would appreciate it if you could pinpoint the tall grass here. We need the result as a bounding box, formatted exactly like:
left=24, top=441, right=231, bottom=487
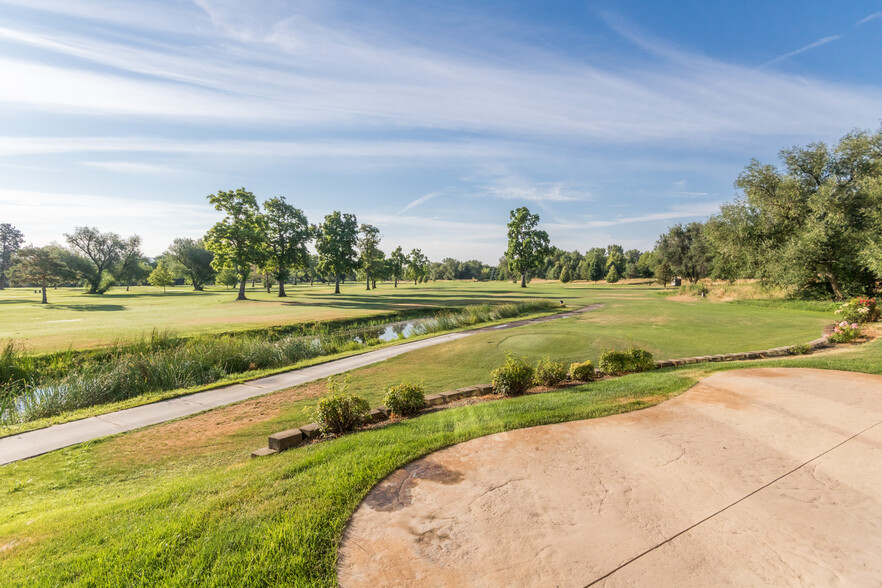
left=2, top=300, right=559, bottom=425
left=411, top=299, right=557, bottom=335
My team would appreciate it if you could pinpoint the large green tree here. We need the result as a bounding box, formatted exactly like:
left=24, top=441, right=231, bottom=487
left=0, top=223, right=24, bottom=289
left=116, top=236, right=145, bottom=291
left=10, top=245, right=71, bottom=304
left=315, top=211, right=359, bottom=294
left=389, top=246, right=406, bottom=287
left=506, top=207, right=550, bottom=288
left=357, top=224, right=382, bottom=291
left=204, top=188, right=268, bottom=301
left=706, top=128, right=882, bottom=298
left=263, top=197, right=311, bottom=297
left=166, top=238, right=215, bottom=291
left=655, top=223, right=711, bottom=284
left=148, top=261, right=175, bottom=293
left=64, top=226, right=133, bottom=294
left=406, top=248, right=429, bottom=285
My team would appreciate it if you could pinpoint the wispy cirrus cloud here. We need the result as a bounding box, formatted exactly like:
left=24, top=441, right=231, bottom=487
left=397, top=192, right=444, bottom=214
left=0, top=5, right=879, bottom=144
left=857, top=12, right=882, bottom=25
left=546, top=202, right=721, bottom=230
left=762, top=35, right=843, bottom=67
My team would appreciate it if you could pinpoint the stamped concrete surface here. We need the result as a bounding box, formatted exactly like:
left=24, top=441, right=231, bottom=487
left=338, top=368, right=882, bottom=587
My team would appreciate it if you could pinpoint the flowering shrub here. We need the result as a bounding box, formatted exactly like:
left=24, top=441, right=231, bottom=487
left=835, top=298, right=879, bottom=324
left=828, top=321, right=862, bottom=343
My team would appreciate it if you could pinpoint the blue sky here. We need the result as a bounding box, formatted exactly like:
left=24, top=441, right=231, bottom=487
left=1, top=0, right=880, bottom=262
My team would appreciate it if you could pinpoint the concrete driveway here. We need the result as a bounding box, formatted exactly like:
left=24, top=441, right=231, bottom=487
left=338, top=368, right=882, bottom=587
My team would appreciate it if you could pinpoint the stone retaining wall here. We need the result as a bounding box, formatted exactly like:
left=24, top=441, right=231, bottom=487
left=252, top=324, right=837, bottom=458
left=251, top=385, right=494, bottom=457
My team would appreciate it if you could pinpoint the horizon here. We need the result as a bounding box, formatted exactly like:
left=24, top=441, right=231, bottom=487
left=2, top=1, right=881, bottom=263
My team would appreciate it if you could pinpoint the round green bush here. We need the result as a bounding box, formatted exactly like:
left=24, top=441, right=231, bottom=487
left=313, top=375, right=370, bottom=435
left=598, top=346, right=655, bottom=375
left=491, top=353, right=534, bottom=396
left=569, top=360, right=596, bottom=381
left=534, top=356, right=567, bottom=386
left=384, top=382, right=426, bottom=417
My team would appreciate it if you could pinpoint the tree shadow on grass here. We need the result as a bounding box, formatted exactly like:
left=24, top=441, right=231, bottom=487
left=44, top=304, right=126, bottom=312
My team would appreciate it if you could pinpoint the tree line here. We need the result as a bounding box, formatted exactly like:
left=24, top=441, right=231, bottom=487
left=4, top=126, right=879, bottom=302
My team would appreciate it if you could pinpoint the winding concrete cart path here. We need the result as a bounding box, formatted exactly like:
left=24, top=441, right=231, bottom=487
left=338, top=368, right=882, bottom=587
left=0, top=305, right=601, bottom=465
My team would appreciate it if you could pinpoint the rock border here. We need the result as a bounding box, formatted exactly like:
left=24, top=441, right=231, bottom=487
left=251, top=324, right=839, bottom=458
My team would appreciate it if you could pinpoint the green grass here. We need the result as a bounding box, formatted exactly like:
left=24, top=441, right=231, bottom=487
left=1, top=282, right=573, bottom=353
left=1, top=334, right=878, bottom=586
left=0, top=280, right=849, bottom=585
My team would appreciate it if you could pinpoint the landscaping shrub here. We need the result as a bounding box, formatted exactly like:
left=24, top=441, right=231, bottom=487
left=534, top=356, right=567, bottom=386
left=383, top=382, right=426, bottom=417
left=787, top=343, right=812, bottom=355
left=598, top=346, right=655, bottom=375
left=836, top=298, right=879, bottom=324
left=312, top=376, right=370, bottom=435
left=569, top=360, right=596, bottom=381
left=491, top=353, right=534, bottom=396
left=828, top=321, right=862, bottom=344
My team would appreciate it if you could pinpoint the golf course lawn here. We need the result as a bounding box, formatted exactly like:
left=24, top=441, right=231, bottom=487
left=2, top=281, right=559, bottom=352
left=0, top=337, right=879, bottom=586
left=0, top=280, right=847, bottom=585
left=1, top=281, right=831, bottom=354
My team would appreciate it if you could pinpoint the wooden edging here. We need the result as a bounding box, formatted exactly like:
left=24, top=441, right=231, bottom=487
left=251, top=324, right=839, bottom=458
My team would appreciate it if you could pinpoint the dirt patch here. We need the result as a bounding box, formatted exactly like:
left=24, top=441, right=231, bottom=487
left=102, top=381, right=329, bottom=465
left=667, top=295, right=698, bottom=303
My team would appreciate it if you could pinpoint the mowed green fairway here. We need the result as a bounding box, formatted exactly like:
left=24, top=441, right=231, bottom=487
left=3, top=281, right=829, bottom=355
left=1, top=281, right=563, bottom=352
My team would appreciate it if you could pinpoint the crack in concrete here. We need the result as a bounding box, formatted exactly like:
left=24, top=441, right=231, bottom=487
left=583, top=419, right=882, bottom=587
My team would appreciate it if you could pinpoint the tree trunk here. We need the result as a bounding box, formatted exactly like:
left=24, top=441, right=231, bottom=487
left=372, top=279, right=377, bottom=289
left=334, top=274, right=341, bottom=294
left=194, top=284, right=203, bottom=291
left=520, top=273, right=527, bottom=288
left=126, top=283, right=130, bottom=291
left=414, top=277, right=418, bottom=285
left=41, top=285, right=47, bottom=304
left=278, top=281, right=287, bottom=297
left=823, top=265, right=845, bottom=299
left=251, top=277, right=256, bottom=287
left=394, top=278, right=398, bottom=287
left=366, top=272, right=371, bottom=290
left=237, top=279, right=248, bottom=300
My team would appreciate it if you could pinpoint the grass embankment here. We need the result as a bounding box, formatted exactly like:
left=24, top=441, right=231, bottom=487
left=1, top=337, right=880, bottom=586
left=0, top=300, right=559, bottom=430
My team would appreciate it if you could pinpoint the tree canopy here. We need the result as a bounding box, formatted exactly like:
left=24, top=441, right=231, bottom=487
left=64, top=226, right=135, bottom=294
left=10, top=245, right=71, bottom=304
left=166, top=238, right=215, bottom=291
left=357, top=224, right=382, bottom=291
left=0, top=223, right=24, bottom=289
left=263, top=197, right=310, bottom=297
left=705, top=127, right=882, bottom=298
left=316, top=211, right=359, bottom=294
left=204, top=188, right=268, bottom=301
left=506, top=207, right=550, bottom=288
